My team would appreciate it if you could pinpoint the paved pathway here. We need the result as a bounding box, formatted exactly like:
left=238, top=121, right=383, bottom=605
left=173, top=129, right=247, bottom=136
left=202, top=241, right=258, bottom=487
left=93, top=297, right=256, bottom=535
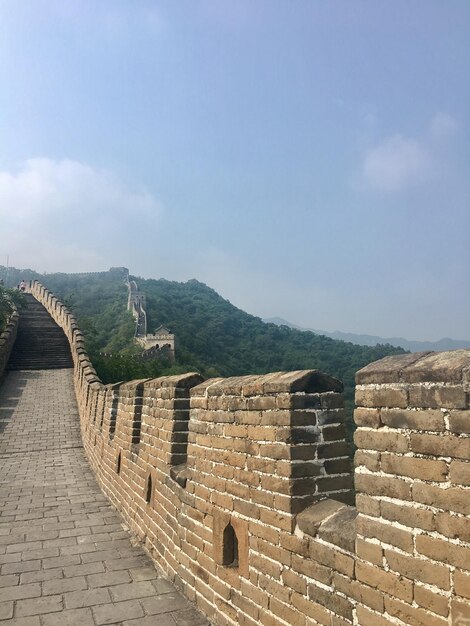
left=0, top=369, right=210, bottom=626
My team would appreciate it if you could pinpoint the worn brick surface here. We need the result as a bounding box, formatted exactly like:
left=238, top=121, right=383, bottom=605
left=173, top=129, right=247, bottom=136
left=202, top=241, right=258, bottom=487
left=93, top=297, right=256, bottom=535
left=0, top=369, right=209, bottom=625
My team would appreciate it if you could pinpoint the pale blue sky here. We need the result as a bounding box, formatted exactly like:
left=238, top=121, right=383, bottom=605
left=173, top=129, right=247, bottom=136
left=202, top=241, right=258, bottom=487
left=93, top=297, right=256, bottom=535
left=0, top=1, right=469, bottom=340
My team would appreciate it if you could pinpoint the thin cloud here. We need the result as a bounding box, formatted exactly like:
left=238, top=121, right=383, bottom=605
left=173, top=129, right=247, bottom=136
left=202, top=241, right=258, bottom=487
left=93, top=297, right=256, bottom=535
left=360, top=113, right=458, bottom=193
left=0, top=158, right=161, bottom=272
left=430, top=112, right=458, bottom=139
left=362, top=134, right=431, bottom=192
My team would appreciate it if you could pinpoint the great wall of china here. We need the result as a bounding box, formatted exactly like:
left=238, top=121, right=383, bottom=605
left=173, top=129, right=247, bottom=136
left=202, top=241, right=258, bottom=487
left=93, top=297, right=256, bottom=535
left=126, top=273, right=176, bottom=358
left=0, top=282, right=469, bottom=626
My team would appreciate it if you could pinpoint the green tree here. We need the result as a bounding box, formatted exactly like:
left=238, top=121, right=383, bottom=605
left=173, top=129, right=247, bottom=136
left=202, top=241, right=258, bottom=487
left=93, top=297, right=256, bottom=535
left=0, top=286, right=24, bottom=331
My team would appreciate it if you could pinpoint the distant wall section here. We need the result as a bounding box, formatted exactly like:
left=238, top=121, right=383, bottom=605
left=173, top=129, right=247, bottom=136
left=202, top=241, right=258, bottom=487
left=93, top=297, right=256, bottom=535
left=126, top=275, right=175, bottom=359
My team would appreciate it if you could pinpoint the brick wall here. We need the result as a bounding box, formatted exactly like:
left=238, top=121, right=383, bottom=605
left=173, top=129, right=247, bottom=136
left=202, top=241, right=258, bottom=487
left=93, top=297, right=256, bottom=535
left=28, top=281, right=470, bottom=626
left=354, top=351, right=470, bottom=626
left=0, top=307, right=18, bottom=379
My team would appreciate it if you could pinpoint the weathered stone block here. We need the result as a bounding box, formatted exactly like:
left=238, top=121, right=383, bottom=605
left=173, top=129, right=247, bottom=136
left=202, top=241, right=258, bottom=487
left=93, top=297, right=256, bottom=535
left=409, top=385, right=467, bottom=409
left=355, top=386, right=408, bottom=408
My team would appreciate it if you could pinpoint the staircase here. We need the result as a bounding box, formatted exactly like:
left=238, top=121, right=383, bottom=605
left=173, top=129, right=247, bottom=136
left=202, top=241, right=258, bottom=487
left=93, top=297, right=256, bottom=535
left=7, top=294, right=73, bottom=370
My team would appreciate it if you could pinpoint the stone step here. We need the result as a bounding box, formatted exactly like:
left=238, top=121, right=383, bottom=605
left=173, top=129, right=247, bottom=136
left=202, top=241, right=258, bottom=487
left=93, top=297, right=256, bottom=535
left=7, top=294, right=73, bottom=370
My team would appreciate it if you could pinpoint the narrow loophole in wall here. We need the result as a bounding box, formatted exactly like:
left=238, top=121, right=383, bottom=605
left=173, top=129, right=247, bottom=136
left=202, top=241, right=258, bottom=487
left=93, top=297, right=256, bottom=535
left=222, top=523, right=239, bottom=568
left=108, top=387, right=121, bottom=440
left=100, top=390, right=107, bottom=431
left=85, top=385, right=91, bottom=413
left=145, top=474, right=152, bottom=504
left=169, top=388, right=192, bottom=469
left=116, top=452, right=121, bottom=475
left=131, top=382, right=145, bottom=445
left=92, top=393, right=99, bottom=424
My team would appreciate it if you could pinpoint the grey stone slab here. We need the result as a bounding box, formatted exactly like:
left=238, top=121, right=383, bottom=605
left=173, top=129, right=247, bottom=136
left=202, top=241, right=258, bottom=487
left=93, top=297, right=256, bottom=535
left=63, top=562, right=105, bottom=578
left=40, top=607, right=95, bottom=626
left=141, top=593, right=192, bottom=615
left=0, top=534, right=24, bottom=546
left=42, top=554, right=81, bottom=569
left=22, top=547, right=60, bottom=561
left=152, top=578, right=178, bottom=594
left=59, top=527, right=92, bottom=539
left=43, top=575, right=88, bottom=595
left=20, top=568, right=63, bottom=584
left=15, top=595, right=63, bottom=617
left=87, top=570, right=132, bottom=588
left=1, top=559, right=40, bottom=575
left=0, top=574, right=19, bottom=588
left=81, top=549, right=121, bottom=564
left=0, top=582, right=41, bottom=601
left=173, top=609, right=211, bottom=626
left=64, top=587, right=111, bottom=609
left=43, top=537, right=78, bottom=549
left=0, top=553, right=21, bottom=565
left=109, top=581, right=159, bottom=602
left=91, top=524, right=123, bottom=534
left=0, top=601, right=13, bottom=621
left=129, top=566, right=159, bottom=582
left=76, top=532, right=112, bottom=544
left=0, top=618, right=40, bottom=626
left=25, top=530, right=59, bottom=541
left=105, top=556, right=148, bottom=571
left=122, top=616, right=176, bottom=626
left=92, top=599, right=145, bottom=625
left=5, top=541, right=42, bottom=554
left=59, top=542, right=99, bottom=556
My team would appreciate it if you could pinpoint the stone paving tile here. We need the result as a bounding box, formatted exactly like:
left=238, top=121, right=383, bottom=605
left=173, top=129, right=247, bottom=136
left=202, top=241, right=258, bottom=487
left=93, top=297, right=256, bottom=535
left=109, top=581, right=159, bottom=602
left=0, top=603, right=13, bottom=621
left=87, top=570, right=132, bottom=588
left=92, top=599, right=145, bottom=625
left=41, top=607, right=95, bottom=626
left=122, top=616, right=176, bottom=626
left=15, top=595, right=62, bottom=617
left=42, top=575, right=87, bottom=596
left=64, top=587, right=111, bottom=609
left=20, top=568, right=63, bottom=584
left=0, top=575, right=19, bottom=588
left=2, top=560, right=41, bottom=575
left=0, top=583, right=41, bottom=601
left=0, top=369, right=210, bottom=625
left=63, top=562, right=105, bottom=578
left=141, top=592, right=193, bottom=616
left=0, top=617, right=40, bottom=626
left=173, top=609, right=214, bottom=626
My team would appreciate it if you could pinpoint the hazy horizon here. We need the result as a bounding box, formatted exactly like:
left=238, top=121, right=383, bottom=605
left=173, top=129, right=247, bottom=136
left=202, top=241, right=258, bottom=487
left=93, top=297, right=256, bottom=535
left=0, top=2, right=469, bottom=342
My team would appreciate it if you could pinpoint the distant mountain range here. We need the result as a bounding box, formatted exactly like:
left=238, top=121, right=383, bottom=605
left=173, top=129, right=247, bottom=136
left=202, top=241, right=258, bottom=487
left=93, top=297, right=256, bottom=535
left=264, top=317, right=470, bottom=353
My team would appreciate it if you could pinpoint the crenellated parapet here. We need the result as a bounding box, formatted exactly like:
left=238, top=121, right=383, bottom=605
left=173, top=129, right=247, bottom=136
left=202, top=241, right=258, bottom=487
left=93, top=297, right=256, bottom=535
left=24, top=281, right=470, bottom=625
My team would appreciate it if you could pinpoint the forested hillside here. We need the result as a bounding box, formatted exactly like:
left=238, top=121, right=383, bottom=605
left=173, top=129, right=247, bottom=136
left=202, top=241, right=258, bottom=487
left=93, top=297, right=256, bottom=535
left=141, top=277, right=404, bottom=390
left=1, top=266, right=405, bottom=408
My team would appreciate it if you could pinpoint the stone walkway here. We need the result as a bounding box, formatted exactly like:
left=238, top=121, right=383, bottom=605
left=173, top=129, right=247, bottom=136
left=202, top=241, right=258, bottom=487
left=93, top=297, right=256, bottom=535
left=0, top=369, right=210, bottom=626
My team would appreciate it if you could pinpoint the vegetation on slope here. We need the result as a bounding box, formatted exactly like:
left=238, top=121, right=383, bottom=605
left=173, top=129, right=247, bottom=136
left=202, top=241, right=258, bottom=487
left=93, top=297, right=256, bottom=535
left=140, top=276, right=405, bottom=401
left=0, top=286, right=24, bottom=332
left=1, top=267, right=405, bottom=410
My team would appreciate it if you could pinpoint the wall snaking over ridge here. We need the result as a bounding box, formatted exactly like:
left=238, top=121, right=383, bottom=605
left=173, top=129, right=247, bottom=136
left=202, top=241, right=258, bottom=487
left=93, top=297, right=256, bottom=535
left=27, top=280, right=470, bottom=626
